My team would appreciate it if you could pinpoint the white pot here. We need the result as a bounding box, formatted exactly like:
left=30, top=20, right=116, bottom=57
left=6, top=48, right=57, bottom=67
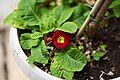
left=9, top=27, right=62, bottom=80
left=9, top=27, right=120, bottom=80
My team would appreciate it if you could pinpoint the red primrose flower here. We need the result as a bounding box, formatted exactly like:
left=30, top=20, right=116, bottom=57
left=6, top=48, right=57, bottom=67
left=52, top=31, right=70, bottom=49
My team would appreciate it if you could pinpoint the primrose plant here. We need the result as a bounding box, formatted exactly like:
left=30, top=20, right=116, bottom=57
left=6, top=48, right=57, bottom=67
left=4, top=0, right=106, bottom=79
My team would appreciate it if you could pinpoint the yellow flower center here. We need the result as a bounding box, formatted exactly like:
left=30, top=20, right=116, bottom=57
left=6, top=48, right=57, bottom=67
left=57, top=36, right=64, bottom=43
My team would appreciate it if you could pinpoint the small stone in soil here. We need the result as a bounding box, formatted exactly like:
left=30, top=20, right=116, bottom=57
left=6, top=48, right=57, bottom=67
left=115, top=36, right=120, bottom=41
left=119, top=45, right=120, bottom=48
left=80, top=36, right=85, bottom=40
left=107, top=71, right=114, bottom=76
left=45, top=69, right=48, bottom=72
left=48, top=71, right=51, bottom=74
left=103, top=56, right=108, bottom=60
left=85, top=51, right=90, bottom=55
left=90, top=76, right=94, bottom=79
left=90, top=62, right=96, bottom=68
left=99, top=71, right=105, bottom=80
left=84, top=72, right=86, bottom=74
left=85, top=50, right=91, bottom=58
left=111, top=67, right=116, bottom=72
left=89, top=42, right=92, bottom=46
left=85, top=44, right=89, bottom=48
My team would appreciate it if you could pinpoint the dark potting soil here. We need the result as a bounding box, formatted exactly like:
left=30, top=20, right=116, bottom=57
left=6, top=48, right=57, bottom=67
left=74, top=18, right=120, bottom=80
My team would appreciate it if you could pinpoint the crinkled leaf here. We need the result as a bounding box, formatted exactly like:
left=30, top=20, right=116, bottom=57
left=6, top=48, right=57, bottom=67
left=18, top=0, right=41, bottom=26
left=53, top=48, right=88, bottom=71
left=50, top=48, right=88, bottom=80
left=56, top=22, right=77, bottom=33
left=31, top=32, right=43, bottom=39
left=62, top=70, right=74, bottom=80
left=92, top=51, right=104, bottom=61
left=73, top=16, right=86, bottom=28
left=50, top=61, right=63, bottom=78
left=57, top=6, right=73, bottom=26
left=20, top=33, right=40, bottom=50
left=28, top=40, right=51, bottom=65
left=50, top=61, right=74, bottom=80
left=4, top=10, right=27, bottom=29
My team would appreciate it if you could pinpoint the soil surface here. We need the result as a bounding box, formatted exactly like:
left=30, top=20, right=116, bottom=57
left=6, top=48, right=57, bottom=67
left=74, top=18, right=120, bottom=80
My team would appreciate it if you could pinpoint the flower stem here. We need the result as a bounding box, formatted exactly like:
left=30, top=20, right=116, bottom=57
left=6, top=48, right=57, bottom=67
left=75, top=0, right=104, bottom=39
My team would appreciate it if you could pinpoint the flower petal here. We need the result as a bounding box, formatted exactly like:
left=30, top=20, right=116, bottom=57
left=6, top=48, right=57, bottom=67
left=53, top=41, right=61, bottom=48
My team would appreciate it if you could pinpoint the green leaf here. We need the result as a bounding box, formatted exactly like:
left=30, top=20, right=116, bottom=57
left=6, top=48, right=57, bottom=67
left=113, top=7, right=120, bottom=18
left=37, top=0, right=46, bottom=3
left=99, top=44, right=108, bottom=49
left=50, top=61, right=74, bottom=80
left=52, top=5, right=64, bottom=21
left=18, top=0, right=41, bottom=26
left=50, top=61, right=63, bottom=78
left=62, top=0, right=74, bottom=4
left=92, top=51, right=104, bottom=61
left=54, top=48, right=88, bottom=71
left=20, top=33, right=40, bottom=50
left=73, top=16, right=86, bottom=28
left=40, top=8, right=56, bottom=32
left=57, top=6, right=73, bottom=26
left=78, top=45, right=84, bottom=50
left=50, top=48, right=88, bottom=80
left=70, top=3, right=89, bottom=20
left=43, top=28, right=55, bottom=34
left=109, top=0, right=120, bottom=9
left=31, top=32, right=43, bottom=39
left=28, top=40, right=50, bottom=65
left=83, top=11, right=90, bottom=17
left=40, top=13, right=50, bottom=31
left=40, top=14, right=56, bottom=32
left=62, top=70, right=74, bottom=80
left=56, top=22, right=77, bottom=33
left=4, top=10, right=27, bottom=29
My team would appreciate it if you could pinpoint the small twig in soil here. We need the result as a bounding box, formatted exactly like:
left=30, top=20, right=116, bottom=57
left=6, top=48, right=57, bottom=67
left=99, top=71, right=105, bottom=80
left=75, top=0, right=104, bottom=39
